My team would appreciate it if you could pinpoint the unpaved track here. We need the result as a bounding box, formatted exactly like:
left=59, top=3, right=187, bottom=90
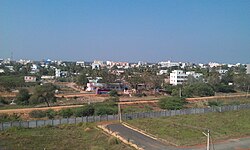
left=0, top=105, right=83, bottom=114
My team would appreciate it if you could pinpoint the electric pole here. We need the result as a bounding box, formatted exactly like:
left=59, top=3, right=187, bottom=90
left=202, top=130, right=210, bottom=150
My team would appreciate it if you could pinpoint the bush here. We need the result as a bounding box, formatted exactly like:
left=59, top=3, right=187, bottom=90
left=208, top=101, right=223, bottom=107
left=109, top=90, right=118, bottom=97
left=29, top=110, right=47, bottom=118
left=182, top=83, right=215, bottom=98
left=0, top=97, right=9, bottom=105
left=74, top=105, right=95, bottom=117
left=108, top=137, right=120, bottom=145
left=0, top=113, right=21, bottom=122
left=158, top=96, right=186, bottom=110
left=59, top=109, right=73, bottom=118
left=95, top=106, right=117, bottom=116
left=46, top=109, right=57, bottom=119
left=16, top=89, right=30, bottom=105
left=105, top=97, right=119, bottom=102
left=215, top=84, right=236, bottom=93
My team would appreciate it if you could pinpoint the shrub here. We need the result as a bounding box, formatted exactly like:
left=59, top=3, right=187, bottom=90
left=74, top=105, right=95, bottom=117
left=29, top=110, right=47, bottom=118
left=0, top=97, right=9, bottom=105
left=182, top=83, right=215, bottom=98
left=158, top=96, right=187, bottom=110
left=16, top=89, right=30, bottom=105
left=208, top=101, right=223, bottom=107
left=108, top=137, right=120, bottom=145
left=95, top=106, right=117, bottom=116
left=45, top=109, right=57, bottom=119
left=105, top=97, right=119, bottom=102
left=109, top=90, right=118, bottom=97
left=59, top=109, right=73, bottom=118
left=0, top=113, right=21, bottom=122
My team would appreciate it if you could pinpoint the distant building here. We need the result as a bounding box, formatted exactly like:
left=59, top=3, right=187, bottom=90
left=55, top=69, right=61, bottom=78
left=0, top=69, right=5, bottom=73
left=158, top=61, right=179, bottom=68
left=208, top=62, right=221, bottom=68
left=76, top=61, right=85, bottom=67
left=41, top=75, right=55, bottom=80
left=170, top=70, right=203, bottom=85
left=217, top=69, right=228, bottom=74
left=247, top=64, right=250, bottom=74
left=92, top=60, right=104, bottom=69
left=24, top=76, right=37, bottom=82
left=106, top=61, right=129, bottom=68
left=186, top=71, right=203, bottom=79
left=157, top=70, right=168, bottom=75
left=170, top=70, right=188, bottom=85
left=138, top=61, right=147, bottom=66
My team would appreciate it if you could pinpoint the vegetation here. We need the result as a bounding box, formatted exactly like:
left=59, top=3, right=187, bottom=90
left=28, top=102, right=118, bottom=119
left=29, top=109, right=57, bottom=119
left=109, top=90, right=119, bottom=97
left=126, top=109, right=250, bottom=146
left=0, top=124, right=133, bottom=150
left=0, top=113, right=21, bottom=122
left=29, top=84, right=57, bottom=107
left=158, top=96, right=186, bottom=110
left=182, top=83, right=215, bottom=97
left=16, top=88, right=30, bottom=105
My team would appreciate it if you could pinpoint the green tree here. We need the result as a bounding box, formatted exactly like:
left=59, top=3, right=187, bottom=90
left=29, top=84, right=56, bottom=107
left=182, top=83, right=215, bottom=98
left=16, top=89, right=30, bottom=105
left=76, top=72, right=88, bottom=86
left=158, top=96, right=186, bottom=110
left=233, top=74, right=250, bottom=91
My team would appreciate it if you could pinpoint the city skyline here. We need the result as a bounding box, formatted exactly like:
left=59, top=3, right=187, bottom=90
left=1, top=0, right=250, bottom=63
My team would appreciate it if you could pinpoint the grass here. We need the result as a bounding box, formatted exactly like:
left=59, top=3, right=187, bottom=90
left=0, top=105, right=35, bottom=110
left=126, top=109, right=250, bottom=146
left=0, top=123, right=134, bottom=150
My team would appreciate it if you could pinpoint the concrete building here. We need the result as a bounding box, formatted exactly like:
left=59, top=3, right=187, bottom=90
left=170, top=70, right=203, bottom=85
left=76, top=61, right=85, bottom=67
left=247, top=64, right=250, bottom=74
left=24, top=76, right=37, bottom=82
left=170, top=70, right=188, bottom=85
left=158, top=61, right=179, bottom=68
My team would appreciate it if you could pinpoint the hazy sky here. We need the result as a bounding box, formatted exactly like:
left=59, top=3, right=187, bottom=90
left=0, top=0, right=250, bottom=63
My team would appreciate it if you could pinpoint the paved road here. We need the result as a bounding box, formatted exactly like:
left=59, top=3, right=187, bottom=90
left=106, top=123, right=188, bottom=150
left=107, top=123, right=250, bottom=150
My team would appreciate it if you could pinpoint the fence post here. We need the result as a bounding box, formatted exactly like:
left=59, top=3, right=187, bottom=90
left=52, top=119, right=54, bottom=126
left=59, top=119, right=61, bottom=125
left=1, top=122, right=3, bottom=131
left=82, top=116, right=83, bottom=122
left=36, top=120, right=38, bottom=128
left=44, top=120, right=46, bottom=126
left=67, top=118, right=69, bottom=124
left=86, top=116, right=88, bottom=122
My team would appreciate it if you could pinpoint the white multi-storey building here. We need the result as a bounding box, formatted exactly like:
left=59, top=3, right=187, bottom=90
left=170, top=70, right=188, bottom=85
left=170, top=70, right=203, bottom=85
left=158, top=61, right=179, bottom=68
left=247, top=64, right=250, bottom=74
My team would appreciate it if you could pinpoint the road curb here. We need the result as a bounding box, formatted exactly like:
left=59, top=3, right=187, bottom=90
left=122, top=122, right=179, bottom=147
left=97, top=124, right=144, bottom=150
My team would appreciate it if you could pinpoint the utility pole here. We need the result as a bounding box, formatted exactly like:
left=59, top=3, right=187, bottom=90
left=179, top=88, right=182, bottom=98
left=118, top=102, right=122, bottom=123
left=246, top=85, right=249, bottom=98
left=202, top=130, right=210, bottom=150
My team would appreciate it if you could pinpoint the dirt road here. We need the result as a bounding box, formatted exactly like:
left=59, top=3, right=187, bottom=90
left=0, top=105, right=83, bottom=115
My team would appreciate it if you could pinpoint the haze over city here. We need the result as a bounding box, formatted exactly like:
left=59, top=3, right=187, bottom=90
left=1, top=0, right=250, bottom=63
